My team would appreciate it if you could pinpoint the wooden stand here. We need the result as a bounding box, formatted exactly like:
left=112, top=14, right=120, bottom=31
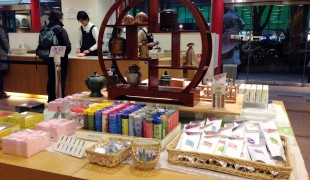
left=97, top=0, right=212, bottom=107
left=199, top=85, right=237, bottom=103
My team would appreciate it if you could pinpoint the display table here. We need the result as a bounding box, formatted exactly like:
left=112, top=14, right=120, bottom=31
left=0, top=101, right=308, bottom=180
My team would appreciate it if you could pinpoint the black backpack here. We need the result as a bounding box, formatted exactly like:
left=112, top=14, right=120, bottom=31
left=141, top=28, right=154, bottom=50
left=36, top=25, right=60, bottom=60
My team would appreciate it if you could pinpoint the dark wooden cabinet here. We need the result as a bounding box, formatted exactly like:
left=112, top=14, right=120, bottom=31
left=97, top=0, right=212, bottom=107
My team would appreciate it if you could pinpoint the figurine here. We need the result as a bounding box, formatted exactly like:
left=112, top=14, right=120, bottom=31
left=185, top=42, right=198, bottom=66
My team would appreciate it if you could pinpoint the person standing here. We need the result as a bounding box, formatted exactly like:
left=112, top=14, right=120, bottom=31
left=0, top=14, right=10, bottom=99
left=76, top=11, right=98, bottom=56
left=46, top=10, right=71, bottom=102
left=136, top=12, right=159, bottom=52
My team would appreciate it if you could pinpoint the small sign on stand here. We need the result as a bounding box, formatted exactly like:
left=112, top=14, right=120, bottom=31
left=49, top=46, right=66, bottom=99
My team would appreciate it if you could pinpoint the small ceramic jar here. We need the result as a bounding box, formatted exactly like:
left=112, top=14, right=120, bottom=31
left=126, top=64, right=141, bottom=86
left=85, top=71, right=106, bottom=97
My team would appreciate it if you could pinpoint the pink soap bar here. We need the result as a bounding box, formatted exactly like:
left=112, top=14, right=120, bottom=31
left=2, top=130, right=51, bottom=157
left=35, top=119, right=76, bottom=141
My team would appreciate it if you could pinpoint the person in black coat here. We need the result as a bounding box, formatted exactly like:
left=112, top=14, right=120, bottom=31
left=0, top=14, right=10, bottom=99
left=46, top=10, right=71, bottom=102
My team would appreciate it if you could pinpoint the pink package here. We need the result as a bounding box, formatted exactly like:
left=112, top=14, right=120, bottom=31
left=35, top=118, right=76, bottom=141
left=2, top=129, right=51, bottom=157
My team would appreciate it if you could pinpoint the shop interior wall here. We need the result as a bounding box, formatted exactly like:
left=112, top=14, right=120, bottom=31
left=61, top=0, right=115, bottom=56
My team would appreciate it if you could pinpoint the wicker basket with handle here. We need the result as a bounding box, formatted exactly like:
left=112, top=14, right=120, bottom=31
left=131, top=139, right=161, bottom=170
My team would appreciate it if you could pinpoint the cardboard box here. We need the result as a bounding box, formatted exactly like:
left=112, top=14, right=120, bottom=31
left=170, top=78, right=184, bottom=87
left=0, top=122, right=20, bottom=148
left=15, top=102, right=45, bottom=113
left=5, top=112, right=44, bottom=129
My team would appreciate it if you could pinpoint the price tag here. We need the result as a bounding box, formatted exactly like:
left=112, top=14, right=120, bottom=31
left=49, top=46, right=66, bottom=57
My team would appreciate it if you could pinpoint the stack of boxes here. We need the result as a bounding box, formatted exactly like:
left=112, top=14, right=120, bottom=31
left=239, top=84, right=269, bottom=108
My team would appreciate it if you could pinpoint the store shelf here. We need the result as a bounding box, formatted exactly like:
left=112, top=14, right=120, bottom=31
left=154, top=65, right=208, bottom=70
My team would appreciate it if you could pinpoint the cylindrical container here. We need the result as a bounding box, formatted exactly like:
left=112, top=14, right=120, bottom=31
left=153, top=118, right=162, bottom=140
left=160, top=115, right=168, bottom=137
left=116, top=112, right=123, bottom=134
left=212, top=94, right=225, bottom=108
left=126, top=64, right=141, bottom=86
left=122, top=113, right=129, bottom=136
left=95, top=110, right=103, bottom=132
left=128, top=113, right=135, bottom=136
left=88, top=109, right=95, bottom=131
left=109, top=112, right=117, bottom=134
left=160, top=9, right=178, bottom=32
left=109, top=37, right=126, bottom=55
left=143, top=117, right=153, bottom=138
left=134, top=114, right=143, bottom=137
left=83, top=109, right=89, bottom=130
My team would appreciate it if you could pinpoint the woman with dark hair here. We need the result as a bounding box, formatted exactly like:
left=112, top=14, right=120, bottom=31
left=0, top=14, right=10, bottom=99
left=46, top=10, right=71, bottom=102
left=76, top=11, right=98, bottom=56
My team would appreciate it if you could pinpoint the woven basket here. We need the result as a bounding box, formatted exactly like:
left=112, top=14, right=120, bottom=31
left=131, top=139, right=161, bottom=170
left=86, top=137, right=131, bottom=167
left=166, top=131, right=292, bottom=180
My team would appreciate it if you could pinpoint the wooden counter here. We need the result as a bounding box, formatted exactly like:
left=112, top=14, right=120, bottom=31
left=6, top=55, right=189, bottom=96
left=72, top=163, right=213, bottom=180
left=0, top=150, right=88, bottom=180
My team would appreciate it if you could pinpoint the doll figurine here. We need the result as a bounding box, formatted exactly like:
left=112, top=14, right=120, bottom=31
left=185, top=42, right=198, bottom=66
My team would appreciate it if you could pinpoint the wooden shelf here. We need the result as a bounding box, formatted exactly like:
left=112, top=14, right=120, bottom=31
left=108, top=85, right=200, bottom=107
left=115, top=84, right=185, bottom=93
left=102, top=57, right=155, bottom=61
left=154, top=65, right=208, bottom=70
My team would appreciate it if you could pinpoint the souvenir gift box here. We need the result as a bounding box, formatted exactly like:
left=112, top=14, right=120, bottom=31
left=2, top=129, right=51, bottom=157
left=15, top=102, right=45, bottom=113
left=0, top=122, right=20, bottom=148
left=0, top=111, right=17, bottom=122
left=35, top=118, right=76, bottom=141
left=5, top=112, right=44, bottom=129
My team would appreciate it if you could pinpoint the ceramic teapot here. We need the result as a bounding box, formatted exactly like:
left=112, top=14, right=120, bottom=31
left=126, top=64, right=141, bottom=86
left=85, top=71, right=106, bottom=97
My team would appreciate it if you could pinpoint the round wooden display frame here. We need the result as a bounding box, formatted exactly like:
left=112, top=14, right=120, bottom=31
left=97, top=0, right=212, bottom=107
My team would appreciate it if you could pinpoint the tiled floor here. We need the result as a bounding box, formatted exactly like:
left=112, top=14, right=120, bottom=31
left=0, top=86, right=309, bottom=176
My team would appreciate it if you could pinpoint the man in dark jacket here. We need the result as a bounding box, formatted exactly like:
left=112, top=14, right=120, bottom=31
left=46, top=10, right=71, bottom=102
left=0, top=14, right=10, bottom=99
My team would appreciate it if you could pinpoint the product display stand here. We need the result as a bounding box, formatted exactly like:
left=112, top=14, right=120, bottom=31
left=54, top=55, right=62, bottom=98
left=97, top=0, right=213, bottom=107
